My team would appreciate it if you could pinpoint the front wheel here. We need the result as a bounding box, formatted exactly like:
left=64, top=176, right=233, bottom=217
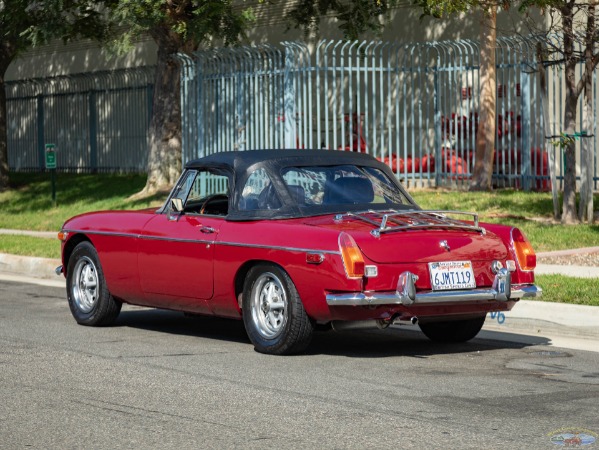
left=66, top=241, right=121, bottom=326
left=242, top=264, right=313, bottom=355
left=419, top=315, right=486, bottom=343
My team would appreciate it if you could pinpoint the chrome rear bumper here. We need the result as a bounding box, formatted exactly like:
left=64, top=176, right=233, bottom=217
left=326, top=270, right=542, bottom=307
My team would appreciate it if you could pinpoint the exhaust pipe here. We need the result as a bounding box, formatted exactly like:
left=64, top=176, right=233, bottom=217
left=331, top=316, right=418, bottom=332
left=331, top=319, right=390, bottom=332
left=393, top=316, right=419, bottom=326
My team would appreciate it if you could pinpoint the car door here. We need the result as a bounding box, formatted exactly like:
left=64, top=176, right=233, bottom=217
left=137, top=169, right=230, bottom=312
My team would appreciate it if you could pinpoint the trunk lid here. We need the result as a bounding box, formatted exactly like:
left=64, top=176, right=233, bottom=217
left=304, top=210, right=509, bottom=263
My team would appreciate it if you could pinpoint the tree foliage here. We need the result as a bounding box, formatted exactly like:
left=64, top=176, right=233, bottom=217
left=411, top=0, right=503, bottom=191
left=111, top=0, right=254, bottom=50
left=414, top=0, right=480, bottom=18
left=109, top=1, right=255, bottom=196
left=520, top=0, right=598, bottom=223
left=0, top=0, right=114, bottom=192
left=286, top=0, right=394, bottom=39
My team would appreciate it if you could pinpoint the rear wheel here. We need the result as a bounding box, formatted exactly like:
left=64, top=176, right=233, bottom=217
left=419, top=315, right=486, bottom=343
left=66, top=241, right=121, bottom=326
left=242, top=264, right=313, bottom=355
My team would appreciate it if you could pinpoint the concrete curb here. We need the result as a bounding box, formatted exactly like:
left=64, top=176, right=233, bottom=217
left=484, top=300, right=599, bottom=340
left=0, top=253, right=61, bottom=280
left=0, top=229, right=57, bottom=239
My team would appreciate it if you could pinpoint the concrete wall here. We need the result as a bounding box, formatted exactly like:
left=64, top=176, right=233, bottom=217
left=6, top=3, right=541, bottom=81
left=6, top=37, right=157, bottom=81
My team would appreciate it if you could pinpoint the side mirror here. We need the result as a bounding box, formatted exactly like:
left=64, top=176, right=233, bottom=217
left=168, top=198, right=184, bottom=222
left=171, top=198, right=184, bottom=213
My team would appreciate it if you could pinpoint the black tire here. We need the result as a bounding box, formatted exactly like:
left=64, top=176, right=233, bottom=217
left=419, top=315, right=486, bottom=343
left=66, top=241, right=122, bottom=326
left=242, top=264, right=314, bottom=355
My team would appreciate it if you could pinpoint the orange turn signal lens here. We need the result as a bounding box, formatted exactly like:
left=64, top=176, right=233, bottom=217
left=57, top=231, right=68, bottom=241
left=511, top=228, right=536, bottom=271
left=338, top=232, right=365, bottom=278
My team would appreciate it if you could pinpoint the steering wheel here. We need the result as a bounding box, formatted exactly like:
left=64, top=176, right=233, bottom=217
left=199, top=194, right=228, bottom=215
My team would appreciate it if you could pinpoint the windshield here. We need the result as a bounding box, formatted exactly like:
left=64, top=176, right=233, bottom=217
left=281, top=165, right=411, bottom=207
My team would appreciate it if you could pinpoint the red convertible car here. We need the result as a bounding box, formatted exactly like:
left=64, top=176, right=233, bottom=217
left=57, top=150, right=541, bottom=355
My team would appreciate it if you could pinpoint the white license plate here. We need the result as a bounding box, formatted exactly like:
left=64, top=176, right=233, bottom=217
left=428, top=261, right=476, bottom=291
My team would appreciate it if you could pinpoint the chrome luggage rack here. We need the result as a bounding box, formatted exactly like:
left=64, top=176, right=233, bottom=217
left=334, top=210, right=483, bottom=237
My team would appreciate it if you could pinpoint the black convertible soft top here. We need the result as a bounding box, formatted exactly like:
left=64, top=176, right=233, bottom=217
left=185, top=149, right=383, bottom=172
left=182, top=149, right=417, bottom=220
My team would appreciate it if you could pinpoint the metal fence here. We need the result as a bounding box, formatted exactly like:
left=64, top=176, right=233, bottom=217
left=6, top=37, right=597, bottom=190
left=180, top=36, right=598, bottom=191
left=6, top=67, right=154, bottom=172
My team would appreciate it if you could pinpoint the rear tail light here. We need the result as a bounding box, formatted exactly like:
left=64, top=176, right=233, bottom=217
left=338, top=232, right=365, bottom=278
left=511, top=228, right=536, bottom=271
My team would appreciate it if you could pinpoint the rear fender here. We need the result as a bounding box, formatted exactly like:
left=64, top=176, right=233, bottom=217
left=62, top=233, right=93, bottom=276
left=481, top=222, right=535, bottom=284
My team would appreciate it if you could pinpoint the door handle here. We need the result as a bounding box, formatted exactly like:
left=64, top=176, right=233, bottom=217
left=200, top=226, right=216, bottom=234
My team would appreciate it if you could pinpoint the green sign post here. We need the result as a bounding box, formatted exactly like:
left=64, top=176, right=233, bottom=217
left=45, top=144, right=57, bottom=204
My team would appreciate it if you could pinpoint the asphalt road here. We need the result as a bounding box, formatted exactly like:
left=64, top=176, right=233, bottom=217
left=1, top=279, right=599, bottom=449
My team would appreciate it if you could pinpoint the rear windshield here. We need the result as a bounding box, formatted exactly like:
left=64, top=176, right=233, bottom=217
left=281, top=165, right=411, bottom=207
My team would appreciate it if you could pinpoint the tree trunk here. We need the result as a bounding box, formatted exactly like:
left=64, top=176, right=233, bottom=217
left=536, top=43, right=560, bottom=220
left=578, top=0, right=596, bottom=224
left=578, top=94, right=594, bottom=223
left=470, top=6, right=497, bottom=191
left=136, top=33, right=184, bottom=198
left=0, top=74, right=9, bottom=192
left=560, top=6, right=581, bottom=224
left=0, top=44, right=15, bottom=192
left=561, top=94, right=579, bottom=223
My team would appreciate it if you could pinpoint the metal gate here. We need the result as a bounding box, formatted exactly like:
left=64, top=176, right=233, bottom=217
left=6, top=67, right=154, bottom=172
left=179, top=36, right=598, bottom=191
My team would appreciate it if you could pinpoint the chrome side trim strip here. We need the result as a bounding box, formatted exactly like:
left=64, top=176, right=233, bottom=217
left=326, top=284, right=542, bottom=307
left=63, top=229, right=341, bottom=255
left=217, top=241, right=341, bottom=255
left=62, top=229, right=211, bottom=245
left=63, top=229, right=136, bottom=239
left=141, top=235, right=213, bottom=244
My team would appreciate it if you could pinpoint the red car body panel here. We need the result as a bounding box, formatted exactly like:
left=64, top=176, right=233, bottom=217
left=62, top=210, right=530, bottom=323
left=60, top=150, right=540, bottom=336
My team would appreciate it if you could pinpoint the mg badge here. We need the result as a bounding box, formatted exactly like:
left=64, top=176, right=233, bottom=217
left=440, top=240, right=450, bottom=252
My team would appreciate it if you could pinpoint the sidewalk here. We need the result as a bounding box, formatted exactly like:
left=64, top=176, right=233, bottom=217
left=535, top=263, right=599, bottom=278
left=1, top=231, right=598, bottom=352
left=536, top=246, right=599, bottom=278
left=0, top=229, right=57, bottom=239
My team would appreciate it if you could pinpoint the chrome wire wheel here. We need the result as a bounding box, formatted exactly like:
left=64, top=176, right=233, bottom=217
left=66, top=241, right=121, bottom=326
left=250, top=272, right=288, bottom=340
left=71, top=256, right=99, bottom=314
left=242, top=264, right=314, bottom=355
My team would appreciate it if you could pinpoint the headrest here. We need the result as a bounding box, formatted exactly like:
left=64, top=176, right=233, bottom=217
left=328, top=177, right=374, bottom=204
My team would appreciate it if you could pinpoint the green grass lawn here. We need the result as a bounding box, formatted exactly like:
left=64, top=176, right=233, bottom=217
left=0, top=235, right=61, bottom=259
left=1, top=172, right=598, bottom=306
left=2, top=173, right=597, bottom=251
left=0, top=172, right=164, bottom=232
left=535, top=274, right=599, bottom=307
left=411, top=189, right=599, bottom=253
